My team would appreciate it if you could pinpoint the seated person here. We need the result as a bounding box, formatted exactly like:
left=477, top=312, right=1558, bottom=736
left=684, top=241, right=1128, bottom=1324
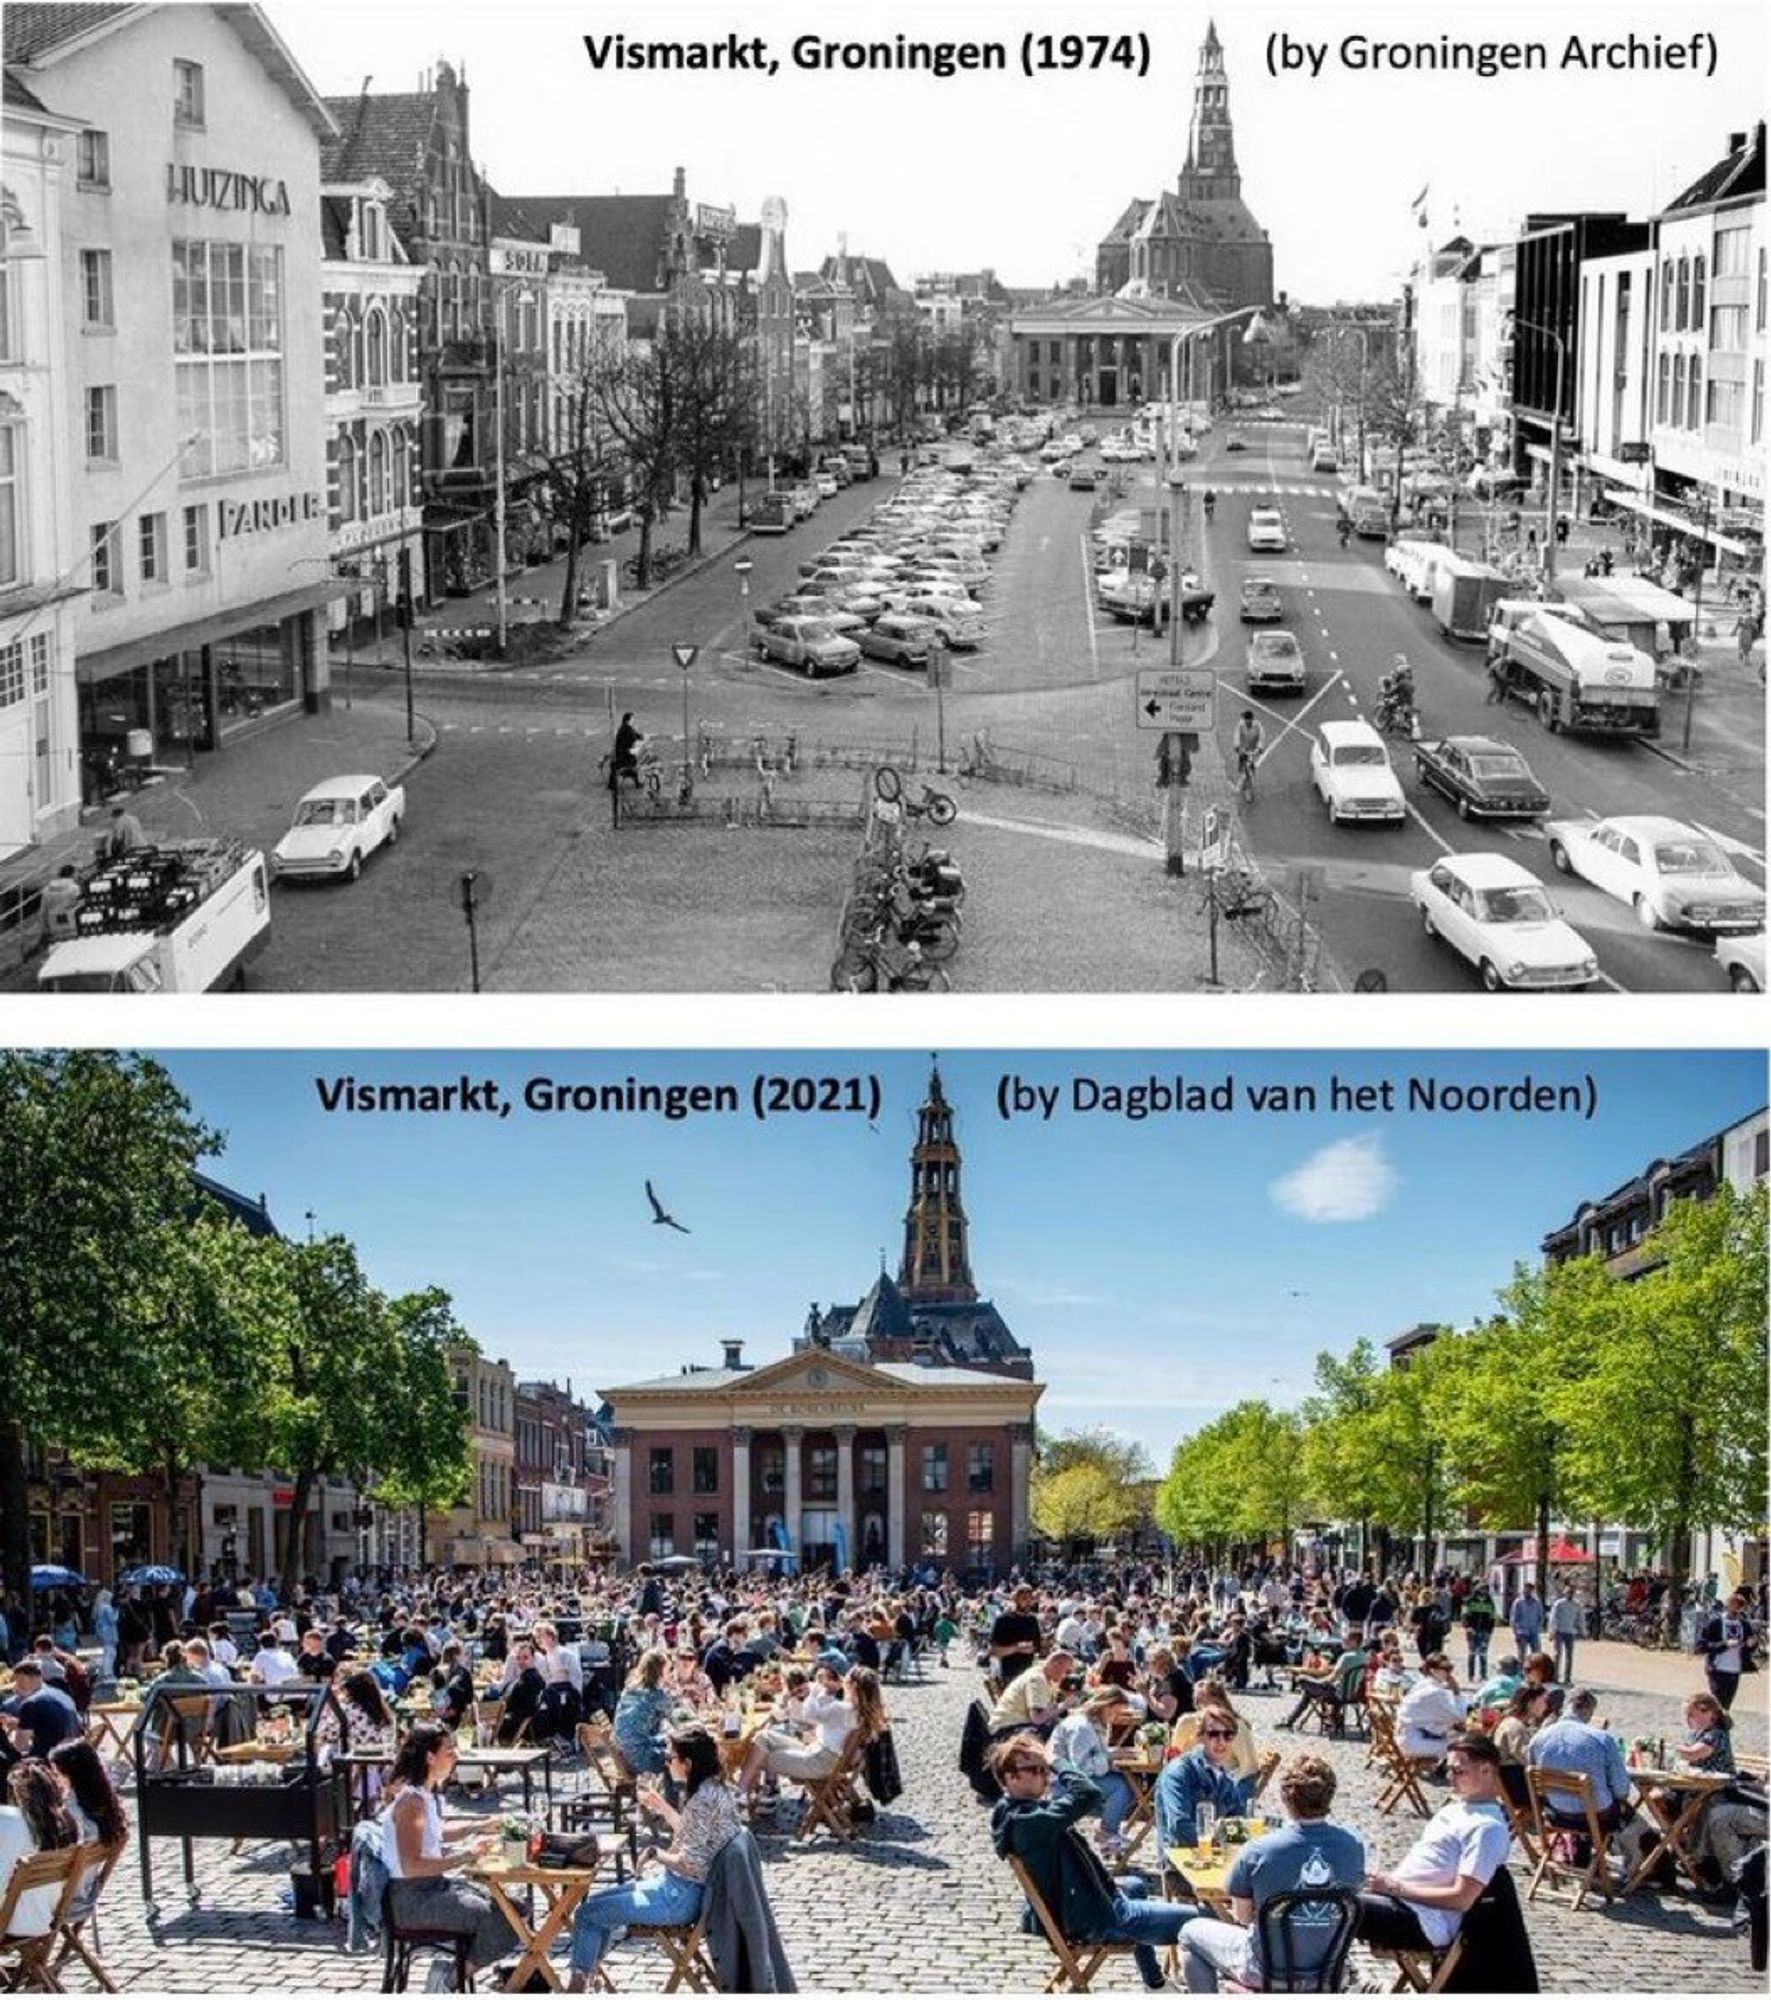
left=1525, top=1686, right=1634, bottom=1835
left=381, top=1724, right=515, bottom=1975
left=1178, top=1753, right=1366, bottom=1992
left=1143, top=1644, right=1194, bottom=1724
left=612, top=1648, right=675, bottom=1778
left=737, top=1663, right=866, bottom=1800
left=1049, top=1689, right=1138, bottom=1857
left=430, top=1643, right=477, bottom=1730
left=1279, top=1640, right=1372, bottom=1733
left=991, top=1733, right=1197, bottom=1993
left=1475, top=1655, right=1525, bottom=1711
left=990, top=1651, right=1081, bottom=1739
left=1155, top=1705, right=1258, bottom=1854
left=1170, top=1682, right=1261, bottom=1781
left=0, top=1761, right=80, bottom=1941
left=1398, top=1655, right=1469, bottom=1763
left=1627, top=1694, right=1767, bottom=1888
left=492, top=1640, right=546, bottom=1745
left=0, top=1663, right=82, bottom=1771
left=1353, top=1733, right=1513, bottom=1959
left=1491, top=1686, right=1552, bottom=1810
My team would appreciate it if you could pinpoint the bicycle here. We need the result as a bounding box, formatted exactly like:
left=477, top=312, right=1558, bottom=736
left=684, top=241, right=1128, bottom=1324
left=831, top=925, right=952, bottom=993
left=1235, top=746, right=1259, bottom=806
left=873, top=764, right=957, bottom=826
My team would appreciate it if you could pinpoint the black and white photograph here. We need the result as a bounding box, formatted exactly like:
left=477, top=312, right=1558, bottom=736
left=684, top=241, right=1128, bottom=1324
left=0, top=0, right=1763, bottom=992
left=1, top=1044, right=1766, bottom=1990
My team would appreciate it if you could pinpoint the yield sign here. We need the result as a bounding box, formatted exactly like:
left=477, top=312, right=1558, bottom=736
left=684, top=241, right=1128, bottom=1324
left=672, top=644, right=700, bottom=671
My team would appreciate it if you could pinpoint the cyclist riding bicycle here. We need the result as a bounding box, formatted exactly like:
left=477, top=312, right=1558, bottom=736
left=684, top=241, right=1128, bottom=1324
left=1233, top=710, right=1266, bottom=796
left=1338, top=516, right=1352, bottom=548
left=1203, top=487, right=1218, bottom=519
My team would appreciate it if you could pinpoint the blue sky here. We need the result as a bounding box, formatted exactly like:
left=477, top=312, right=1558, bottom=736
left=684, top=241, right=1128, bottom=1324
left=154, top=1048, right=1763, bottom=1468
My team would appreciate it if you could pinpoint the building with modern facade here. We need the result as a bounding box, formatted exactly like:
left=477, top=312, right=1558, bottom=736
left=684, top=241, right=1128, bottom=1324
left=4, top=4, right=341, bottom=791
left=320, top=173, right=424, bottom=637
left=602, top=1066, right=1043, bottom=1574
left=0, top=66, right=81, bottom=855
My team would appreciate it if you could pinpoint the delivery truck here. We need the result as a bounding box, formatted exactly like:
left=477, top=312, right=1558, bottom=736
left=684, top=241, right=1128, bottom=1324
left=38, top=840, right=270, bottom=993
left=1429, top=553, right=1510, bottom=641
left=1492, top=610, right=1661, bottom=737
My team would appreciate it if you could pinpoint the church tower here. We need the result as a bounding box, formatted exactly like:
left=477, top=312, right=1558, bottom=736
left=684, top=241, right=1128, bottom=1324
left=1177, top=20, right=1240, bottom=203
left=898, top=1061, right=978, bottom=1305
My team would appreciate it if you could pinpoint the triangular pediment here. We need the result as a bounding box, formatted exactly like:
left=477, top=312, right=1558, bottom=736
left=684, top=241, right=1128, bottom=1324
left=732, top=1349, right=904, bottom=1399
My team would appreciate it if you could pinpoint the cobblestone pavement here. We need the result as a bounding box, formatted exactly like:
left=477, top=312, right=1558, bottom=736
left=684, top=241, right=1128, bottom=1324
left=85, top=1661, right=1755, bottom=1992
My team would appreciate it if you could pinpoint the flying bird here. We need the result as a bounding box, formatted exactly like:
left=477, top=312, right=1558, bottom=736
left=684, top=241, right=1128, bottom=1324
left=645, top=1181, right=691, bottom=1233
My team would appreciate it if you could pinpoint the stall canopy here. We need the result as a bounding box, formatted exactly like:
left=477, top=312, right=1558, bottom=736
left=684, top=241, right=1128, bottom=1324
left=1500, top=1539, right=1594, bottom=1563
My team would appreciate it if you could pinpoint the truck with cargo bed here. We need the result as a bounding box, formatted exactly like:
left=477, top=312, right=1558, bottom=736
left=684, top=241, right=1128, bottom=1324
left=1492, top=610, right=1660, bottom=737
left=38, top=840, right=270, bottom=993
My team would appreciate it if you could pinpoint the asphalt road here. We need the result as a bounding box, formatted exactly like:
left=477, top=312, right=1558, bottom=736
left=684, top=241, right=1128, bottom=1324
left=1186, top=416, right=1766, bottom=994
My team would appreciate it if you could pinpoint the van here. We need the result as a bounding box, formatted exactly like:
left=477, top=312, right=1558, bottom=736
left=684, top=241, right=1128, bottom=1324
left=1384, top=538, right=1447, bottom=604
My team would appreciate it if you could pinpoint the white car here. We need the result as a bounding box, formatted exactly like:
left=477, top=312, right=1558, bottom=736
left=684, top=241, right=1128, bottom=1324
left=1716, top=933, right=1765, bottom=992
left=1545, top=815, right=1767, bottom=933
left=1410, top=853, right=1599, bottom=992
left=272, top=775, right=404, bottom=882
left=1309, top=720, right=1406, bottom=825
left=900, top=594, right=985, bottom=648
left=1246, top=507, right=1287, bottom=553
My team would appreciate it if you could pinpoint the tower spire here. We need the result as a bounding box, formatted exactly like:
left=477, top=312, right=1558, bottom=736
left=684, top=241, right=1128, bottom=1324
left=898, top=1058, right=977, bottom=1305
left=1179, top=19, right=1239, bottom=202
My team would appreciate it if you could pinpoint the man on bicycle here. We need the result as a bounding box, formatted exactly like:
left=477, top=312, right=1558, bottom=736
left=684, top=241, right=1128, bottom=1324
left=1233, top=710, right=1266, bottom=798
left=1203, top=487, right=1217, bottom=520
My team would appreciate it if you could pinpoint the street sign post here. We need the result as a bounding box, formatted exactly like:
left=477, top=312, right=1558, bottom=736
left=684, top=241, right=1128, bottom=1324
left=672, top=644, right=699, bottom=793
left=1135, top=668, right=1216, bottom=732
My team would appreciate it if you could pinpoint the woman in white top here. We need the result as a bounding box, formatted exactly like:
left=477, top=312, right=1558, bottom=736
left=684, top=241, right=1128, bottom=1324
left=531, top=1620, right=584, bottom=1742
left=0, top=1761, right=80, bottom=1938
left=1049, top=1688, right=1136, bottom=1853
left=380, top=1722, right=516, bottom=1970
left=740, top=1663, right=881, bottom=1797
left=1397, top=1653, right=1469, bottom=1761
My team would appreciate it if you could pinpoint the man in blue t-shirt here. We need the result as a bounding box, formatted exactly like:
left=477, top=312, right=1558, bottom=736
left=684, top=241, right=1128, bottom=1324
left=0, top=1660, right=81, bottom=1769
left=1178, top=1754, right=1365, bottom=1991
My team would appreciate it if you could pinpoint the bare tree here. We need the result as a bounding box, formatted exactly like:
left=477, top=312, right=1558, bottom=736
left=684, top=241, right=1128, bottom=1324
left=664, top=321, right=757, bottom=556
left=543, top=374, right=622, bottom=627
left=594, top=338, right=679, bottom=590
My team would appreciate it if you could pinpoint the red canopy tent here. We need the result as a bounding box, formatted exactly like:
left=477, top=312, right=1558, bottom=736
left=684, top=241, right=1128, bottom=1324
left=1500, top=1539, right=1594, bottom=1563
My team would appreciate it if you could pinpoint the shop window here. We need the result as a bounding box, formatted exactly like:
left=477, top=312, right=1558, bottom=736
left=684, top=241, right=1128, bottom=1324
left=173, top=60, right=206, bottom=128
left=139, top=511, right=167, bottom=586
left=80, top=250, right=113, bottom=331
left=0, top=428, right=18, bottom=588
left=692, top=1446, right=719, bottom=1495
left=182, top=502, right=209, bottom=574
left=84, top=384, right=117, bottom=462
left=921, top=1510, right=948, bottom=1557
left=76, top=131, right=110, bottom=190
left=648, top=1446, right=675, bottom=1496
left=173, top=241, right=284, bottom=476
left=921, top=1442, right=948, bottom=1493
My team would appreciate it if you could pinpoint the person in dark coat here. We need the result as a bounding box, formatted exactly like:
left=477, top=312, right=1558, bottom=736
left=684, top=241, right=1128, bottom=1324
left=611, top=713, right=643, bottom=790
left=701, top=1827, right=796, bottom=1991
left=990, top=1735, right=1196, bottom=1991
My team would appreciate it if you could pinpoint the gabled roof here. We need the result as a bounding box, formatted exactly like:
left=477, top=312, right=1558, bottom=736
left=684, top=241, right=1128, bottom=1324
left=8, top=2, right=337, bottom=139
left=191, top=1170, right=278, bottom=1238
left=495, top=194, right=678, bottom=293
left=3, top=69, right=54, bottom=112
left=1660, top=122, right=1766, bottom=215
left=321, top=90, right=435, bottom=199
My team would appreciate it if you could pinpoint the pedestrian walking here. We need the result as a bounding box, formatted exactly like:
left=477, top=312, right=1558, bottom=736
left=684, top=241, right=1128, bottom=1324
left=1509, top=1580, right=1544, bottom=1656
left=610, top=712, right=643, bottom=792
left=1461, top=1583, right=1497, bottom=1681
left=1696, top=1592, right=1756, bottom=1712
left=1548, top=1581, right=1582, bottom=1684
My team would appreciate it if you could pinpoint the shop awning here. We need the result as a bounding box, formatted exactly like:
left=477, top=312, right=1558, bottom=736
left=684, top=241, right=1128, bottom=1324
left=1599, top=488, right=1756, bottom=558
left=76, top=578, right=354, bottom=687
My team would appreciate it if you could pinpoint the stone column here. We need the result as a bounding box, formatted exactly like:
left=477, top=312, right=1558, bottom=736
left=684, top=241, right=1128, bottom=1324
left=886, top=1426, right=908, bottom=1571
left=1009, top=1424, right=1034, bottom=1567
left=730, top=1427, right=751, bottom=1564
left=610, top=1427, right=634, bottom=1565
left=781, top=1426, right=804, bottom=1563
left=834, top=1426, right=856, bottom=1571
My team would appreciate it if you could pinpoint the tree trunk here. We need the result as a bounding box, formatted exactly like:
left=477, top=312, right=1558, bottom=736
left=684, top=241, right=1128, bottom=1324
left=164, top=1450, right=186, bottom=1579
left=687, top=477, right=704, bottom=557
left=558, top=527, right=582, bottom=629
left=635, top=513, right=654, bottom=591
left=2, top=1421, right=34, bottom=1634
left=278, top=1467, right=314, bottom=1596
left=1535, top=1492, right=1552, bottom=1609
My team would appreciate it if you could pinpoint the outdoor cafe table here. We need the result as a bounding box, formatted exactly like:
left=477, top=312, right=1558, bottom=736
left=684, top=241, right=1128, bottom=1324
left=1111, top=1749, right=1165, bottom=1858
left=86, top=1701, right=142, bottom=1762
left=470, top=1850, right=621, bottom=1991
left=337, top=1744, right=555, bottom=1820
left=1164, top=1842, right=1239, bottom=1914
left=1621, top=1768, right=1732, bottom=1896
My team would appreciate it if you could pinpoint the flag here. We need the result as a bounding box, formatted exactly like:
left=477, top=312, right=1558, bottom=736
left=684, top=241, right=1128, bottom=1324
left=1411, top=182, right=1430, bottom=228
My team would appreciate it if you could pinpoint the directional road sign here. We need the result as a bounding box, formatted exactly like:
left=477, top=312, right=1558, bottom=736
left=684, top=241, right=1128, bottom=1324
left=1135, top=667, right=1216, bottom=732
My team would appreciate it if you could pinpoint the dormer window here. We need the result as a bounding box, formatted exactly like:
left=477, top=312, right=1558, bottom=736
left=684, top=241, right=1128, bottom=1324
left=362, top=202, right=384, bottom=262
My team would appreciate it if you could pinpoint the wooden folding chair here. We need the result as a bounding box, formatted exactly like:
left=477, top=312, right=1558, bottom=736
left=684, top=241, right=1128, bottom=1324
left=612, top=1900, right=718, bottom=1993
left=49, top=1838, right=126, bottom=1994
left=0, top=1845, right=82, bottom=1992
left=1524, top=1765, right=1618, bottom=1910
left=795, top=1729, right=866, bottom=1842
left=1007, top=1854, right=1141, bottom=1993
left=1249, top=1746, right=1282, bottom=1804
left=1371, top=1936, right=1465, bottom=1992
left=1496, top=1770, right=1542, bottom=1869
left=153, top=1691, right=217, bottom=1774
left=1370, top=1704, right=1436, bottom=1817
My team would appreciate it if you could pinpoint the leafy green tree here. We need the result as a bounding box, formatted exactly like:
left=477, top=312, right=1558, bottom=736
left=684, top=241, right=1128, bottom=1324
left=1033, top=1428, right=1153, bottom=1552
left=1300, top=1339, right=1389, bottom=1567
left=367, top=1291, right=475, bottom=1570
left=0, top=1053, right=214, bottom=1617
left=1156, top=1402, right=1310, bottom=1560
left=1552, top=1184, right=1768, bottom=1635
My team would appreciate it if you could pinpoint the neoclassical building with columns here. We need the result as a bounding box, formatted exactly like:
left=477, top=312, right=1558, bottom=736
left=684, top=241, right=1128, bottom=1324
left=601, top=1066, right=1043, bottom=1576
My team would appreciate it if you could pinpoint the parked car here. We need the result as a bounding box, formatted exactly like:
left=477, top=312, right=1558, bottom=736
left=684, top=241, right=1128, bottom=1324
left=1410, top=852, right=1599, bottom=991
left=1067, top=464, right=1100, bottom=491
left=1246, top=630, right=1306, bottom=693
left=1224, top=434, right=1247, bottom=453
left=758, top=616, right=860, bottom=676
left=1310, top=446, right=1340, bottom=474
left=900, top=594, right=985, bottom=648
left=1715, top=932, right=1765, bottom=993
left=1310, top=720, right=1407, bottom=825
left=860, top=613, right=939, bottom=668
left=1412, top=736, right=1551, bottom=820
left=272, top=775, right=405, bottom=883
left=1239, top=575, right=1283, bottom=623
left=1545, top=814, right=1766, bottom=932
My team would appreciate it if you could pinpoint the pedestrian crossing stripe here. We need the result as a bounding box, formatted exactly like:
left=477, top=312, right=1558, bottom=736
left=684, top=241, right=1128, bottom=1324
left=1204, top=482, right=1338, bottom=499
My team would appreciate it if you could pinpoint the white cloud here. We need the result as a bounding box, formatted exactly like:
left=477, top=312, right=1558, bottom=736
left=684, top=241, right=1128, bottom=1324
left=1269, top=1133, right=1397, bottom=1224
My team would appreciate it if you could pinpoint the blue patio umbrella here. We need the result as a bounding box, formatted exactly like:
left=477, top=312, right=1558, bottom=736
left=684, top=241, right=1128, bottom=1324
left=29, top=1564, right=88, bottom=1590
left=120, top=1564, right=185, bottom=1586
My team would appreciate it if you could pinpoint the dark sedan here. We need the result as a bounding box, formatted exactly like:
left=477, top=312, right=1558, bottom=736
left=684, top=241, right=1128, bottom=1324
left=1413, top=735, right=1552, bottom=820
left=1239, top=575, right=1283, bottom=623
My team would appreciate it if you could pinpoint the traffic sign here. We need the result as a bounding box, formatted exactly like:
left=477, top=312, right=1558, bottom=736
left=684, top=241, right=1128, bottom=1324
left=1134, top=668, right=1216, bottom=732
left=671, top=643, right=700, bottom=671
